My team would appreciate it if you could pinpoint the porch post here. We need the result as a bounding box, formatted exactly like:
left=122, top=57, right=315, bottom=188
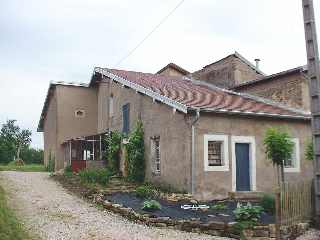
left=99, top=135, right=102, bottom=160
left=92, top=138, right=95, bottom=161
left=69, top=141, right=72, bottom=166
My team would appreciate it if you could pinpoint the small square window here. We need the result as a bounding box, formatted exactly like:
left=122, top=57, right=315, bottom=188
left=75, top=109, right=85, bottom=118
left=204, top=134, right=229, bottom=171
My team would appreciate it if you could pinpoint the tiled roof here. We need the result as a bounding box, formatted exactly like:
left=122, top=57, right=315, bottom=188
left=95, top=68, right=310, bottom=120
left=157, top=62, right=190, bottom=75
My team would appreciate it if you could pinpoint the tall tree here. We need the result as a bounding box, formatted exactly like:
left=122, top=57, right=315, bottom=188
left=0, top=120, right=32, bottom=162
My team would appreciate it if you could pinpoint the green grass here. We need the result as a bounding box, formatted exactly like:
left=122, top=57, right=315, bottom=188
left=0, top=163, right=46, bottom=172
left=0, top=185, right=33, bottom=240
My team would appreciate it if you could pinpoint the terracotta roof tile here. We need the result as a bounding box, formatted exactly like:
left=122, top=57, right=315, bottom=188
left=102, top=68, right=310, bottom=119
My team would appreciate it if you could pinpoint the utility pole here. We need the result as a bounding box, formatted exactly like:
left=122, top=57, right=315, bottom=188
left=302, top=0, right=320, bottom=226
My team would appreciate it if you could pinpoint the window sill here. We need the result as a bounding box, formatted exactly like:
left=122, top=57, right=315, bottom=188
left=152, top=171, right=161, bottom=176
left=204, top=166, right=229, bottom=172
left=284, top=167, right=300, bottom=173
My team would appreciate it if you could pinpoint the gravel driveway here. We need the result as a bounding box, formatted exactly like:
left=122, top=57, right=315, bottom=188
left=0, top=171, right=231, bottom=240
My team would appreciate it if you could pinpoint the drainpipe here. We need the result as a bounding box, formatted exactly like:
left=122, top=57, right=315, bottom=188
left=191, top=109, right=200, bottom=195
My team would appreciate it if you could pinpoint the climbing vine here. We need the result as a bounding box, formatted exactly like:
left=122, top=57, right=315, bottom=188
left=106, top=131, right=122, bottom=173
left=126, top=121, right=145, bottom=182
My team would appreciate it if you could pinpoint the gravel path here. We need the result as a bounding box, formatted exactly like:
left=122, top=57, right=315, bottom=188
left=0, top=171, right=231, bottom=240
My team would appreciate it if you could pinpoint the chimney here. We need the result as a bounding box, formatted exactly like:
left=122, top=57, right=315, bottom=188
left=254, top=58, right=260, bottom=70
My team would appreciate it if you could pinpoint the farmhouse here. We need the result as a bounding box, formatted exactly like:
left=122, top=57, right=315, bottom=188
left=38, top=53, right=313, bottom=200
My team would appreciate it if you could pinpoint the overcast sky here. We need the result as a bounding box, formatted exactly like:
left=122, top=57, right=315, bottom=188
left=0, top=0, right=319, bottom=149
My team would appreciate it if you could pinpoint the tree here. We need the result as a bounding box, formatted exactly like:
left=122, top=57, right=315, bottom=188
left=264, top=128, right=294, bottom=185
left=0, top=120, right=32, bottom=162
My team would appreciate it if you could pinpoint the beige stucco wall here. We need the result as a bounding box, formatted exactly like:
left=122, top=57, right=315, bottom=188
left=193, top=113, right=312, bottom=200
left=97, top=80, right=192, bottom=191
left=43, top=90, right=58, bottom=168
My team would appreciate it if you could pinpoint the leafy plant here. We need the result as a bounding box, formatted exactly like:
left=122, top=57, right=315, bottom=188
left=46, top=151, right=55, bottom=172
left=142, top=200, right=161, bottom=211
left=78, top=168, right=112, bottom=185
left=260, top=194, right=275, bottom=214
left=233, top=202, right=263, bottom=223
left=135, top=184, right=159, bottom=199
left=64, top=165, right=73, bottom=176
left=305, top=140, right=314, bottom=161
left=126, top=121, right=145, bottom=182
left=211, top=202, right=227, bottom=210
left=232, top=220, right=256, bottom=238
left=106, top=131, right=122, bottom=173
left=264, top=128, right=294, bottom=184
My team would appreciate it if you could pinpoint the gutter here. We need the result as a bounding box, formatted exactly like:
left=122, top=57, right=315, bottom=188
left=191, top=109, right=200, bottom=195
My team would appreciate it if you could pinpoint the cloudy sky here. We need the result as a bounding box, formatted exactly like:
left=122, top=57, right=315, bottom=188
left=0, top=0, right=319, bottom=148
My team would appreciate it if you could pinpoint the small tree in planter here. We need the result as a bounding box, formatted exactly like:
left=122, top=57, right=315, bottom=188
left=264, top=128, right=294, bottom=185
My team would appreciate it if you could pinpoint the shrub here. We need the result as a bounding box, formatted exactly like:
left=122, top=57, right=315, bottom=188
left=233, top=202, right=263, bottom=223
left=107, top=131, right=122, bottom=173
left=126, top=121, right=145, bottom=182
left=305, top=140, right=314, bottom=161
left=78, top=168, right=112, bottom=185
left=46, top=151, right=55, bottom=172
left=211, top=202, right=227, bottom=210
left=142, top=200, right=161, bottom=211
left=64, top=165, right=73, bottom=176
left=260, top=194, right=275, bottom=214
left=135, top=184, right=159, bottom=199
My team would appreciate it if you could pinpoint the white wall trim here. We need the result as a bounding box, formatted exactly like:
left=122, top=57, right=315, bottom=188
left=204, top=134, right=229, bottom=172
left=231, top=136, right=256, bottom=192
left=284, top=138, right=300, bottom=173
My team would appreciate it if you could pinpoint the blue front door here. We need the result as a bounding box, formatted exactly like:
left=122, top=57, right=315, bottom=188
left=235, top=143, right=251, bottom=191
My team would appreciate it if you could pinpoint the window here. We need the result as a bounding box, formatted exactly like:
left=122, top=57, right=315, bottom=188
left=122, top=103, right=130, bottom=135
left=151, top=136, right=161, bottom=174
left=109, top=95, right=114, bottom=118
left=75, top=109, right=85, bottom=118
left=204, top=134, right=229, bottom=171
left=284, top=138, right=300, bottom=173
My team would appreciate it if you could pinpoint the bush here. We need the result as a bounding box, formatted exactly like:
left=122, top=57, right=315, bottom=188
left=135, top=184, right=159, bottom=199
left=107, top=131, right=122, bottom=173
left=46, top=151, right=55, bottom=172
left=126, top=121, right=145, bottom=182
left=142, top=200, right=161, bottom=211
left=20, top=148, right=43, bottom=164
left=261, top=194, right=275, bottom=214
left=211, top=202, right=227, bottom=210
left=78, top=168, right=113, bottom=185
left=64, top=165, right=73, bottom=176
left=305, top=140, right=314, bottom=161
left=233, top=202, right=263, bottom=223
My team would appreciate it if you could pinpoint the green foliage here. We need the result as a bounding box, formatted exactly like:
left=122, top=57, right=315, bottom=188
left=260, top=194, right=275, bottom=215
left=264, top=128, right=294, bottom=167
left=64, top=165, right=73, bottom=176
left=0, top=185, right=33, bottom=240
left=232, top=220, right=256, bottom=238
left=305, top=140, right=314, bottom=161
left=20, top=148, right=43, bottom=164
left=211, top=202, right=227, bottom=210
left=0, top=163, right=46, bottom=172
left=126, top=121, right=145, bottom=182
left=135, top=184, right=159, bottom=199
left=46, top=151, right=55, bottom=172
left=233, top=202, right=263, bottom=223
left=78, top=168, right=113, bottom=185
left=142, top=200, right=161, bottom=211
left=107, top=131, right=122, bottom=173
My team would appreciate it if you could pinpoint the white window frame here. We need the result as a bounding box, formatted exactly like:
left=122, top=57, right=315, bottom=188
left=204, top=134, right=229, bottom=172
left=151, top=137, right=161, bottom=175
left=231, top=136, right=256, bottom=192
left=284, top=138, right=300, bottom=173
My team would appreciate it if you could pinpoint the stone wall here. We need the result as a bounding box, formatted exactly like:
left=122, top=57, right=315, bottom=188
left=234, top=72, right=310, bottom=111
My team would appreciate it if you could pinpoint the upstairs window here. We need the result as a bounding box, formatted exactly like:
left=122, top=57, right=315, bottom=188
left=204, top=134, right=229, bottom=171
left=122, top=103, right=130, bottom=135
left=284, top=138, right=300, bottom=173
left=151, top=136, right=161, bottom=175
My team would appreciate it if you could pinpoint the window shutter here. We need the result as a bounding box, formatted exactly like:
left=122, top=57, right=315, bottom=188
left=122, top=103, right=130, bottom=135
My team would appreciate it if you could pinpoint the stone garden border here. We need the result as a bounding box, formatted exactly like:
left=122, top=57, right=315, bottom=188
left=92, top=193, right=309, bottom=240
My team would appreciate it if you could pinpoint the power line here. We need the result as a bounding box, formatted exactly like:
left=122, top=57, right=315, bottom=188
left=114, top=0, right=185, bottom=68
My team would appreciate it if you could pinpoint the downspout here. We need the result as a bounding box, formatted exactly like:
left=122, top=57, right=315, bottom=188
left=191, top=109, right=200, bottom=195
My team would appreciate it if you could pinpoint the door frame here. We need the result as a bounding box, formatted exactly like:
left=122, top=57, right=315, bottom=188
left=231, top=136, right=256, bottom=192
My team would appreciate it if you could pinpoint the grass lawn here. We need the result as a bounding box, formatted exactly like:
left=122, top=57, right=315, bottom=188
left=0, top=163, right=46, bottom=172
left=0, top=185, right=33, bottom=240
